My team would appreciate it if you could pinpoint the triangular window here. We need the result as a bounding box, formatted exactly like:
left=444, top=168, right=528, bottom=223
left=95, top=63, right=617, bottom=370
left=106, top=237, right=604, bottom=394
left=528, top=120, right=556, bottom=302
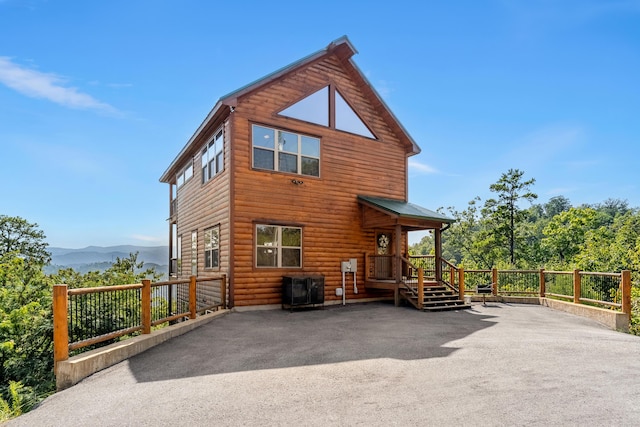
left=335, top=91, right=375, bottom=139
left=279, top=87, right=329, bottom=126
left=279, top=85, right=376, bottom=139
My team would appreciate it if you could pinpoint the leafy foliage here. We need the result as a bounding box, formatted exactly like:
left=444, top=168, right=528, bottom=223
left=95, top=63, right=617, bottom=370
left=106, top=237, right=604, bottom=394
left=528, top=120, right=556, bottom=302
left=0, top=215, right=163, bottom=419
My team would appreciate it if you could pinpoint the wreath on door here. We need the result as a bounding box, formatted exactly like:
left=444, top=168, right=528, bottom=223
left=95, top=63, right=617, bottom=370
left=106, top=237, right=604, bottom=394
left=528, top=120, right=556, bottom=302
left=377, top=233, right=390, bottom=255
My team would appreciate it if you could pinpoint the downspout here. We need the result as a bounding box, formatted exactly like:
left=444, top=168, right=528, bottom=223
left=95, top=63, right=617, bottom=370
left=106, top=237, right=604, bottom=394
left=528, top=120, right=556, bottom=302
left=227, top=108, right=235, bottom=308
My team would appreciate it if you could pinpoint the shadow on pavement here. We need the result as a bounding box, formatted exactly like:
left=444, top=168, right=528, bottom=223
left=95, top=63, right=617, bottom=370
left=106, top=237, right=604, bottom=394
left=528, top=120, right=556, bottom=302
left=128, top=302, right=496, bottom=383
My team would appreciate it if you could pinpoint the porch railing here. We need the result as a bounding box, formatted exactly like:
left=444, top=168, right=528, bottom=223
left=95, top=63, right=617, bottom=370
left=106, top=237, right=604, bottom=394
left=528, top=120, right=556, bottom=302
left=53, top=275, right=226, bottom=370
left=406, top=255, right=632, bottom=315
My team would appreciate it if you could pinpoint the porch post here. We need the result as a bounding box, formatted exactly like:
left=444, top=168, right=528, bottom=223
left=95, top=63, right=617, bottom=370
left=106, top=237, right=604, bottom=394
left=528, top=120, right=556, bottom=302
left=395, top=224, right=402, bottom=283
left=434, top=228, right=442, bottom=282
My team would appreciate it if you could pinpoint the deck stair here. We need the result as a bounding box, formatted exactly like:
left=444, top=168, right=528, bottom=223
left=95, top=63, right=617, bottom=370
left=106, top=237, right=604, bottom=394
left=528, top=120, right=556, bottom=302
left=400, top=281, right=471, bottom=312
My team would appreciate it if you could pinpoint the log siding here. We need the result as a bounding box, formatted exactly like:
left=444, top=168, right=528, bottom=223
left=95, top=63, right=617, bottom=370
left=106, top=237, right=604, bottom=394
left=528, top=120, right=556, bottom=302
left=162, top=37, right=421, bottom=308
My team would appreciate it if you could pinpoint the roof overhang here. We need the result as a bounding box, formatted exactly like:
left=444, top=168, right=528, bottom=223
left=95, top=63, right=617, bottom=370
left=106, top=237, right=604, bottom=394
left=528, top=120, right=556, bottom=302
left=358, top=195, right=453, bottom=231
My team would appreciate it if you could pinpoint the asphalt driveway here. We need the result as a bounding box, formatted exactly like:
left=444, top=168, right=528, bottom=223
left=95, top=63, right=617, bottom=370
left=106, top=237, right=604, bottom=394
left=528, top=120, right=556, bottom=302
left=8, top=302, right=640, bottom=426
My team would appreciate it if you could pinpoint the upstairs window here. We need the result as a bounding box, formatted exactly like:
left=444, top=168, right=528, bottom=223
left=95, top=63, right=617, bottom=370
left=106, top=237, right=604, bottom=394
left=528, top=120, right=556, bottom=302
left=176, top=162, right=193, bottom=189
left=252, top=125, right=320, bottom=177
left=279, top=85, right=376, bottom=139
left=202, top=129, right=224, bottom=184
left=256, top=224, right=302, bottom=268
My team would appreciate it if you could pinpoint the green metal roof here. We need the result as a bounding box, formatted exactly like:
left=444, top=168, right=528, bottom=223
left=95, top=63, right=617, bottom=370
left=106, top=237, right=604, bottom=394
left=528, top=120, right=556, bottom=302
left=358, top=195, right=454, bottom=223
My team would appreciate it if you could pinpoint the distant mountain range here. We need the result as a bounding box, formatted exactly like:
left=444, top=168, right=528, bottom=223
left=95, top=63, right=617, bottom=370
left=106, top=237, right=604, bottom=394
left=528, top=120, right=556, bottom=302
left=46, top=245, right=169, bottom=276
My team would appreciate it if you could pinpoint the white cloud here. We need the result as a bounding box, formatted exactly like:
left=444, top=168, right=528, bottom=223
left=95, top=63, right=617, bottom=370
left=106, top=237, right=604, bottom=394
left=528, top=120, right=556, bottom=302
left=408, top=158, right=438, bottom=174
left=0, top=56, right=119, bottom=114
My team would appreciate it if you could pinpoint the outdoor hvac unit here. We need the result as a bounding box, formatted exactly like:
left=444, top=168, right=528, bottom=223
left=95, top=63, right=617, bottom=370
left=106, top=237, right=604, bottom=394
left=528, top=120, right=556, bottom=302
left=282, top=275, right=324, bottom=309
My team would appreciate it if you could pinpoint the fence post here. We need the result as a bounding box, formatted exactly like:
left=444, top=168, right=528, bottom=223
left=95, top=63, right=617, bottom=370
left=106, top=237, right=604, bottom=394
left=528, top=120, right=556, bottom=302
left=621, top=270, right=631, bottom=317
left=364, top=252, right=370, bottom=281
left=539, top=268, right=546, bottom=298
left=189, top=276, right=197, bottom=319
left=573, top=269, right=581, bottom=304
left=492, top=268, right=498, bottom=296
left=53, top=284, right=69, bottom=371
left=458, top=267, right=465, bottom=300
left=141, top=280, right=151, bottom=334
left=418, top=267, right=424, bottom=310
left=220, top=275, right=227, bottom=309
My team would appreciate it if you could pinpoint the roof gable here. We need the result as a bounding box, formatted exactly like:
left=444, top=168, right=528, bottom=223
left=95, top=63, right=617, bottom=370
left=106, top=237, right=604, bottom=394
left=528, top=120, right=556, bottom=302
left=160, top=36, right=420, bottom=183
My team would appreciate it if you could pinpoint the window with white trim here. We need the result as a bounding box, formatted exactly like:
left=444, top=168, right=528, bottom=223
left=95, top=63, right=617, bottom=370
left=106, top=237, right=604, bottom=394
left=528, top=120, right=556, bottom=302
left=252, top=125, right=320, bottom=177
left=202, top=128, right=224, bottom=183
left=176, top=162, right=193, bottom=189
left=204, top=226, right=220, bottom=269
left=191, top=230, right=197, bottom=276
left=256, top=224, right=302, bottom=268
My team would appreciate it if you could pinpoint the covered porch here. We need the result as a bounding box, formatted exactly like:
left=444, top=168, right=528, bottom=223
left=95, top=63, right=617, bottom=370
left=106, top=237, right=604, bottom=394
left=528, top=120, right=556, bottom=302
left=357, top=195, right=465, bottom=310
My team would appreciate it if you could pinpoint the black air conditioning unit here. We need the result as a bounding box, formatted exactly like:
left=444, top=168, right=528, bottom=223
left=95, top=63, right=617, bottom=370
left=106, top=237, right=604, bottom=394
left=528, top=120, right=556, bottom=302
left=282, top=276, right=324, bottom=309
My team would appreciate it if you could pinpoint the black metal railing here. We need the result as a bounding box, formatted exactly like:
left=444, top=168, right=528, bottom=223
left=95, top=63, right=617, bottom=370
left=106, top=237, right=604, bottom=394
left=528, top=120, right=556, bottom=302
left=497, top=270, right=540, bottom=295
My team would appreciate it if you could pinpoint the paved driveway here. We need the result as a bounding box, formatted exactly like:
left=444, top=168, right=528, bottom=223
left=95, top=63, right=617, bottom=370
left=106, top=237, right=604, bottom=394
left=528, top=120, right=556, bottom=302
left=9, top=303, right=640, bottom=426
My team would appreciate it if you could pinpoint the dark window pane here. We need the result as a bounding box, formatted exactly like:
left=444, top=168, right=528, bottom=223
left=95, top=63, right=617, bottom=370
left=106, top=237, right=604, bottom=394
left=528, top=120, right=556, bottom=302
left=254, top=148, right=274, bottom=170
left=257, top=248, right=277, bottom=267
left=282, top=227, right=301, bottom=246
left=301, top=157, right=319, bottom=176
left=216, top=152, right=223, bottom=174
left=212, top=249, right=219, bottom=267
left=278, top=152, right=298, bottom=173
left=205, top=251, right=211, bottom=268
left=282, top=248, right=301, bottom=267
left=257, top=225, right=278, bottom=245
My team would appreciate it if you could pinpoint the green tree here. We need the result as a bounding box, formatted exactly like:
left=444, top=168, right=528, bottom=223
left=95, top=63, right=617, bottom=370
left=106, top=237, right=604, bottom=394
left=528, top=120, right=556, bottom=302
left=541, top=207, right=605, bottom=266
left=0, top=254, right=54, bottom=414
left=0, top=216, right=51, bottom=266
left=441, top=198, right=496, bottom=268
left=482, top=169, right=538, bottom=266
left=543, top=196, right=571, bottom=218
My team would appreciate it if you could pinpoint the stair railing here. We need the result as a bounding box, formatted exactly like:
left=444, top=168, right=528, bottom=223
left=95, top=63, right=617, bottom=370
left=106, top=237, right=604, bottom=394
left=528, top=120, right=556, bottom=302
left=401, top=256, right=424, bottom=307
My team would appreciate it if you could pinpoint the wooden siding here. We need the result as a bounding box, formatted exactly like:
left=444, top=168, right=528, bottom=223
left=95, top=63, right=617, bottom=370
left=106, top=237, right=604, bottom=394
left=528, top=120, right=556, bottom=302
left=174, top=120, right=232, bottom=284
left=229, top=54, right=408, bottom=306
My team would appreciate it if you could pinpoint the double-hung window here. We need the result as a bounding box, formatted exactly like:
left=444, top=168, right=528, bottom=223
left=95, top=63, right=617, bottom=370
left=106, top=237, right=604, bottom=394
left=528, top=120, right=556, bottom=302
left=256, top=224, right=302, bottom=268
left=204, top=226, right=220, bottom=269
left=252, top=125, right=320, bottom=177
left=202, top=129, right=224, bottom=183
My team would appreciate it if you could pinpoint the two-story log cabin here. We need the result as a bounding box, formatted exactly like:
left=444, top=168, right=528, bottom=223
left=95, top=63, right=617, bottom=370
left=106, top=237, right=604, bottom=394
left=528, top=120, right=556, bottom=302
left=160, top=36, right=460, bottom=310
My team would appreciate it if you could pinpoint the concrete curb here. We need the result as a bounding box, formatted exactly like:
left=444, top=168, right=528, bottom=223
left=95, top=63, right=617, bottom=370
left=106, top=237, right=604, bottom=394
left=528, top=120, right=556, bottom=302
left=465, top=295, right=629, bottom=332
left=56, top=309, right=231, bottom=390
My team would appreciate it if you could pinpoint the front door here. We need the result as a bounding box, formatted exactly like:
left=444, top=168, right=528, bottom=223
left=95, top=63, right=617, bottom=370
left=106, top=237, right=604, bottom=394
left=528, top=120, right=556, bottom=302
left=374, top=231, right=393, bottom=279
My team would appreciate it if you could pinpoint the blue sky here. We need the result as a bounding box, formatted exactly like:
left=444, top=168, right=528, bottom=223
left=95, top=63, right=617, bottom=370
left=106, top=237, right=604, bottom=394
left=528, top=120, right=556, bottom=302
left=1, top=0, right=639, bottom=248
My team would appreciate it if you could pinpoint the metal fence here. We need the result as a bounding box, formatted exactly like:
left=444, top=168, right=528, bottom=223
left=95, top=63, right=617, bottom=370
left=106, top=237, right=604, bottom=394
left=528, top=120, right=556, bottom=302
left=54, top=275, right=227, bottom=364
